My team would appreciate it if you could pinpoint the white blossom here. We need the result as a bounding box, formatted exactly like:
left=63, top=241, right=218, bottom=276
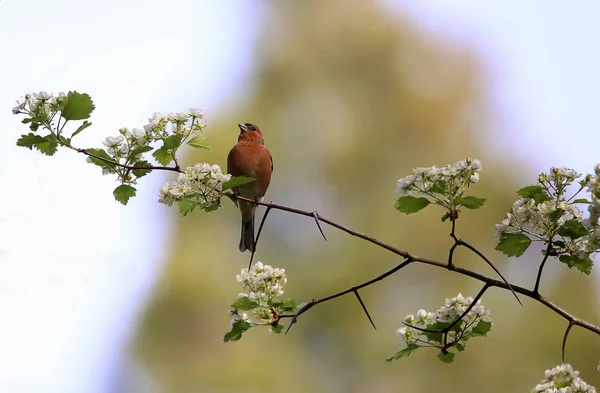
left=531, top=363, right=596, bottom=393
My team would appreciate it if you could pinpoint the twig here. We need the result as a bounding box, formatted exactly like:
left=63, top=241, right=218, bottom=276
left=561, top=321, right=574, bottom=363
left=534, top=243, right=553, bottom=294
left=249, top=205, right=273, bottom=269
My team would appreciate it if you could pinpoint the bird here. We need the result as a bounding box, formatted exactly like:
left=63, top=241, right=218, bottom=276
left=227, top=123, right=273, bottom=253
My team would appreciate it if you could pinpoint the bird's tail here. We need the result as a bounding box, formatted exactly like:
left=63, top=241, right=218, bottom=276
left=239, top=202, right=256, bottom=253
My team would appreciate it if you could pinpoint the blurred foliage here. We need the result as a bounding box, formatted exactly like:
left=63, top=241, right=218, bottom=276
left=133, top=1, right=600, bottom=392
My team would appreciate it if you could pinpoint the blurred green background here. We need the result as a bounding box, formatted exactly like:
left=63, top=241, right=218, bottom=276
left=133, top=1, right=599, bottom=392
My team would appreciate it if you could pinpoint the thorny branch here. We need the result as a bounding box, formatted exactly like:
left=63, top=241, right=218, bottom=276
left=65, top=149, right=599, bottom=360
left=234, top=195, right=600, bottom=361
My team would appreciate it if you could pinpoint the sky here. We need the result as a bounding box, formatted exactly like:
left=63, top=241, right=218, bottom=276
left=0, top=1, right=599, bottom=392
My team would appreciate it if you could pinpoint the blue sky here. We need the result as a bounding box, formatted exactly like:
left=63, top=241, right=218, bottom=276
left=0, top=1, right=599, bottom=392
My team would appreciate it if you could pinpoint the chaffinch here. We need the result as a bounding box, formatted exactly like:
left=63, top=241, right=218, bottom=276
left=227, top=123, right=273, bottom=252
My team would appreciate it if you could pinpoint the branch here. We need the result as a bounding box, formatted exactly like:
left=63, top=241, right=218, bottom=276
left=235, top=196, right=600, bottom=341
left=72, top=146, right=182, bottom=173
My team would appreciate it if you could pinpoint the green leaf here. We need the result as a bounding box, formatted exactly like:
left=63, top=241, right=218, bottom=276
left=224, top=320, right=252, bottom=342
left=423, top=331, right=443, bottom=344
left=231, top=296, right=260, bottom=310
left=394, top=196, right=431, bottom=214
left=71, top=120, right=92, bottom=138
left=386, top=344, right=420, bottom=362
left=113, top=184, right=136, bottom=205
left=222, top=176, right=255, bottom=191
left=129, top=145, right=153, bottom=159
left=279, top=298, right=298, bottom=312
left=162, top=134, right=183, bottom=150
left=187, top=135, right=211, bottom=150
left=271, top=325, right=284, bottom=334
left=572, top=198, right=590, bottom=204
left=16, top=133, right=47, bottom=149
left=203, top=203, right=220, bottom=213
left=428, top=181, right=446, bottom=194
left=177, top=199, right=198, bottom=217
left=152, top=148, right=174, bottom=166
left=557, top=219, right=589, bottom=240
left=16, top=133, right=58, bottom=156
left=31, top=115, right=47, bottom=123
left=453, top=196, right=486, bottom=210
left=225, top=192, right=239, bottom=207
left=60, top=91, right=95, bottom=120
left=36, top=134, right=59, bottom=156
left=559, top=255, right=593, bottom=275
left=495, top=233, right=532, bottom=257
left=437, top=351, right=455, bottom=363
left=456, top=343, right=465, bottom=352
left=86, top=148, right=115, bottom=168
left=471, top=320, right=492, bottom=336
left=131, top=160, right=152, bottom=178
left=517, top=185, right=551, bottom=204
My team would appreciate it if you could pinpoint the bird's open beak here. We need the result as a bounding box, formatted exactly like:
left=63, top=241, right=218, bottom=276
left=238, top=123, right=248, bottom=133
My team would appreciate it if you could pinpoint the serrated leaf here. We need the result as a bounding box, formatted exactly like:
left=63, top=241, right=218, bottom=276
left=203, top=202, right=220, bottom=213
left=456, top=343, right=465, bottom=352
left=386, top=344, right=420, bottom=362
left=21, top=118, right=32, bottom=124
left=557, top=219, right=589, bottom=239
left=16, top=133, right=58, bottom=156
left=162, top=134, right=183, bottom=150
left=61, top=91, right=95, bottom=120
left=86, top=148, right=115, bottom=168
left=187, top=135, right=211, bottom=150
left=16, top=133, right=47, bottom=149
left=517, top=185, right=551, bottom=204
left=280, top=298, right=298, bottom=312
left=129, top=145, right=153, bottom=159
left=453, top=196, right=486, bottom=209
left=113, top=184, right=136, bottom=205
left=437, top=351, right=455, bottom=363
left=231, top=296, right=260, bottom=310
left=152, top=148, right=174, bottom=166
left=224, top=320, right=252, bottom=342
left=271, top=325, right=283, bottom=334
left=495, top=233, right=532, bottom=257
left=559, top=255, right=593, bottom=275
left=177, top=199, right=198, bottom=217
left=131, top=160, right=152, bottom=178
left=71, top=120, right=92, bottom=138
left=471, top=320, right=492, bottom=336
left=36, top=134, right=59, bottom=156
left=572, top=198, right=590, bottom=204
left=395, top=196, right=431, bottom=214
left=222, top=176, right=255, bottom=191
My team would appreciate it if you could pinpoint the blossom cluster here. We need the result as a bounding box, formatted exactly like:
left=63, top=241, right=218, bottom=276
left=142, top=109, right=206, bottom=139
left=395, top=158, right=484, bottom=215
left=12, top=91, right=66, bottom=121
left=228, top=262, right=289, bottom=331
left=495, top=165, right=600, bottom=264
left=396, top=158, right=481, bottom=196
left=531, top=363, right=596, bottom=393
left=158, top=163, right=230, bottom=211
left=396, top=293, right=492, bottom=351
left=236, top=261, right=287, bottom=304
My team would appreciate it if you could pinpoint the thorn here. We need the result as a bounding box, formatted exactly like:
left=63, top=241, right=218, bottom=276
left=353, top=290, right=376, bottom=330
left=312, top=211, right=327, bottom=241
